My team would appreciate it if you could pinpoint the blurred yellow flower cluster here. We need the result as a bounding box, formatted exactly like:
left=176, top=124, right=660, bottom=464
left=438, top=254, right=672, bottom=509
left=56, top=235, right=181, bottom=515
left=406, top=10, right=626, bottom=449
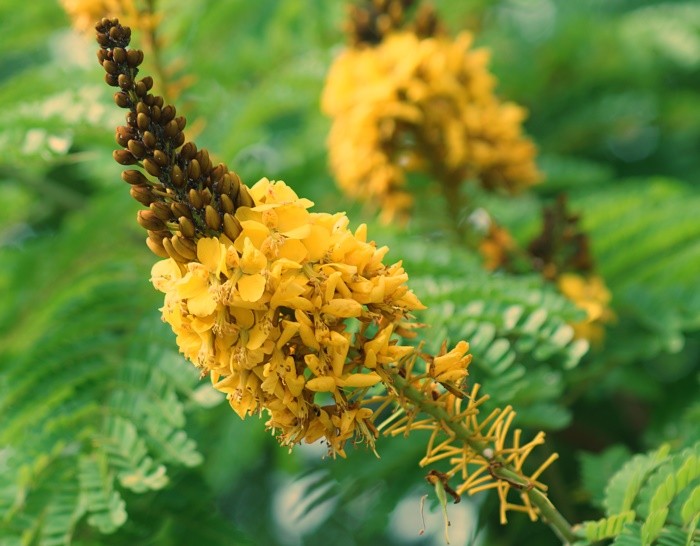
left=557, top=273, right=614, bottom=345
left=322, top=31, right=541, bottom=222
left=150, top=178, right=427, bottom=457
left=61, top=0, right=156, bottom=34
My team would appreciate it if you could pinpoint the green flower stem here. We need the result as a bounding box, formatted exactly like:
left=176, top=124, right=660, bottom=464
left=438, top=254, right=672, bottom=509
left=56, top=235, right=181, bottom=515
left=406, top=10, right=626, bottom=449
left=390, top=372, right=577, bottom=545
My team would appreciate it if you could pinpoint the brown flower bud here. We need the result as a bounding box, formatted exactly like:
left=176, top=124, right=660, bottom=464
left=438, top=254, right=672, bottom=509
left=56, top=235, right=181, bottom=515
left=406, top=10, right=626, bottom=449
left=188, top=188, right=203, bottom=209
left=136, top=102, right=149, bottom=115
left=122, top=169, right=149, bottom=185
left=130, top=184, right=155, bottom=205
left=115, top=93, right=132, bottom=109
left=137, top=209, right=166, bottom=231
left=178, top=216, right=196, bottom=238
left=142, top=131, right=156, bottom=149
left=171, top=202, right=190, bottom=219
left=144, top=94, right=155, bottom=106
left=205, top=205, right=221, bottom=231
left=141, top=76, right=153, bottom=90
left=151, top=105, right=161, bottom=123
left=161, top=105, right=176, bottom=124
left=238, top=186, right=255, bottom=207
left=196, top=150, right=211, bottom=173
left=126, top=111, right=137, bottom=126
left=137, top=112, right=150, bottom=131
left=171, top=165, right=184, bottom=187
left=162, top=237, right=187, bottom=262
left=115, top=129, right=130, bottom=147
left=113, top=149, right=138, bottom=165
left=112, top=47, right=126, bottom=63
left=134, top=80, right=147, bottom=97
left=188, top=159, right=201, bottom=180
left=175, top=116, right=187, bottom=131
left=146, top=237, right=170, bottom=258
left=163, top=120, right=179, bottom=138
left=117, top=74, right=132, bottom=90
left=171, top=235, right=197, bottom=260
left=154, top=96, right=164, bottom=109
left=127, top=139, right=146, bottom=159
left=97, top=49, right=108, bottom=63
left=153, top=149, right=168, bottom=167
left=220, top=194, right=234, bottom=214
left=200, top=188, right=212, bottom=205
left=102, top=60, right=118, bottom=74
left=211, top=164, right=225, bottom=183
left=105, top=73, right=119, bottom=87
left=126, top=48, right=144, bottom=67
left=97, top=33, right=110, bottom=47
left=223, top=213, right=242, bottom=241
left=150, top=201, right=172, bottom=221
left=172, top=132, right=185, bottom=148
left=180, top=142, right=197, bottom=161
left=143, top=158, right=161, bottom=177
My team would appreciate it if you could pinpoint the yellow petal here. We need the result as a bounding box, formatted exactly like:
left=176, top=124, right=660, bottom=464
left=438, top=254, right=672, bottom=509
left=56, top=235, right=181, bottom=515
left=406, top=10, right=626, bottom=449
left=150, top=259, right=182, bottom=292
left=237, top=273, right=266, bottom=302
left=306, top=376, right=337, bottom=392
left=197, top=237, right=223, bottom=273
left=187, top=291, right=217, bottom=317
left=321, top=298, right=363, bottom=318
left=338, top=372, right=381, bottom=388
left=240, top=238, right=268, bottom=274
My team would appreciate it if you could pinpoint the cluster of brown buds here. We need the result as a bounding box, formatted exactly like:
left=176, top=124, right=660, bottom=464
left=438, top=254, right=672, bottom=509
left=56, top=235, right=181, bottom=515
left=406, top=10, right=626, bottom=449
left=96, top=18, right=253, bottom=263
left=346, top=0, right=443, bottom=46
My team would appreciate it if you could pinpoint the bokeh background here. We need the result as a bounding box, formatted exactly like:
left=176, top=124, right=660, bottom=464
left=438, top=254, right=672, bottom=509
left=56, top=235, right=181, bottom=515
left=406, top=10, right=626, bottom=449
left=1, top=1, right=699, bottom=545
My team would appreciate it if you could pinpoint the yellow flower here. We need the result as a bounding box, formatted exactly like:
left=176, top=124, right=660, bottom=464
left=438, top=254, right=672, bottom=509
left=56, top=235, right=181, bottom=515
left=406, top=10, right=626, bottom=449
left=322, top=31, right=541, bottom=221
left=151, top=178, right=425, bottom=456
left=557, top=273, right=615, bottom=344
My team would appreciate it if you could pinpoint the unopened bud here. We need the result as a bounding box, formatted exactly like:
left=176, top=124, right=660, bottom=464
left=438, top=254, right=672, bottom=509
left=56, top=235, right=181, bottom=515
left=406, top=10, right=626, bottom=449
left=188, top=188, right=203, bottom=209
left=205, top=205, right=221, bottom=231
left=137, top=209, right=166, bottom=231
left=130, top=184, right=154, bottom=205
left=137, top=112, right=150, bottom=131
left=220, top=194, right=234, bottom=214
left=143, top=158, right=161, bottom=177
left=122, top=169, right=149, bottom=185
left=188, top=159, right=201, bottom=180
left=142, top=131, right=156, bottom=149
left=127, top=139, right=146, bottom=159
left=178, top=216, right=196, bottom=238
left=171, top=165, right=184, bottom=187
left=146, top=237, right=170, bottom=258
left=223, top=213, right=242, bottom=240
left=113, top=149, right=137, bottom=165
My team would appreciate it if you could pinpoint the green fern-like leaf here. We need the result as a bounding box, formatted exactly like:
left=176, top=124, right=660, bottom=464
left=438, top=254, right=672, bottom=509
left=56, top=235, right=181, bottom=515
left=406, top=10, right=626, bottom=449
left=0, top=190, right=208, bottom=545
left=580, top=441, right=700, bottom=546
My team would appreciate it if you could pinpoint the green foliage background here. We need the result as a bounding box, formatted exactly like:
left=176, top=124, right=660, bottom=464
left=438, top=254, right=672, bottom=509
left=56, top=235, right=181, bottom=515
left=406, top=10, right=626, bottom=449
left=0, top=1, right=698, bottom=545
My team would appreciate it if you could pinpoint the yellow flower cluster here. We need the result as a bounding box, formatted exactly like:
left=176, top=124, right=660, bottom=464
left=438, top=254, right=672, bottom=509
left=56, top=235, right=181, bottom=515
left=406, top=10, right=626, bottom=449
left=61, top=0, right=155, bottom=34
left=150, top=178, right=427, bottom=457
left=557, top=274, right=614, bottom=344
left=322, top=31, right=541, bottom=222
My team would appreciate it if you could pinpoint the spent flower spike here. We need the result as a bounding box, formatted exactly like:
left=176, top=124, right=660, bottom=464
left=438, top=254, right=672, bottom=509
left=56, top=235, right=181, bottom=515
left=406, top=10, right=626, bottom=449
left=95, top=18, right=575, bottom=541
